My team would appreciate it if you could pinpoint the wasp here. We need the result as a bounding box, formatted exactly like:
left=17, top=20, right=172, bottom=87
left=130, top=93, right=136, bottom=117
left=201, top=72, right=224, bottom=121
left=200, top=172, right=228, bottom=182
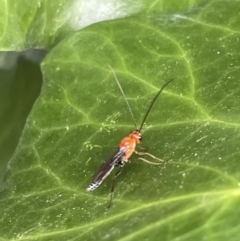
left=86, top=65, right=173, bottom=208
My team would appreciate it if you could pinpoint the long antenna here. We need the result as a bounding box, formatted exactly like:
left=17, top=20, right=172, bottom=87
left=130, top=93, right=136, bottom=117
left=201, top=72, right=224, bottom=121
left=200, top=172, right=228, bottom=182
left=108, top=64, right=137, bottom=129
left=139, top=79, right=174, bottom=131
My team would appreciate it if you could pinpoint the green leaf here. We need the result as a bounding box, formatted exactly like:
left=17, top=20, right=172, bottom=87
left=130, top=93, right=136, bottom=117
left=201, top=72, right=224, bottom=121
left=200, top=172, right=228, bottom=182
left=1, top=1, right=240, bottom=240
left=0, top=51, right=44, bottom=184
left=0, top=0, right=203, bottom=50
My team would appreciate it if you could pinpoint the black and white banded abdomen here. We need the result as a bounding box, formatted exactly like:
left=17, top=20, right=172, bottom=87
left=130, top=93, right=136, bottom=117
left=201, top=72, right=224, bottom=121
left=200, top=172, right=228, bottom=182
left=86, top=181, right=101, bottom=191
left=86, top=162, right=115, bottom=192
left=86, top=148, right=126, bottom=192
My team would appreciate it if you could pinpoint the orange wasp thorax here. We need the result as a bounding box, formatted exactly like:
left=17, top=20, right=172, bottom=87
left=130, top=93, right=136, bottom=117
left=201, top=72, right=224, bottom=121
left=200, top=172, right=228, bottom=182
left=119, top=130, right=142, bottom=161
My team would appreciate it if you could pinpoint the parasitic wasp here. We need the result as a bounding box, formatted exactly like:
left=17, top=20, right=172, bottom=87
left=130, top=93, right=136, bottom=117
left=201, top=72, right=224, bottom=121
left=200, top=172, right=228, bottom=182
left=86, top=65, right=173, bottom=209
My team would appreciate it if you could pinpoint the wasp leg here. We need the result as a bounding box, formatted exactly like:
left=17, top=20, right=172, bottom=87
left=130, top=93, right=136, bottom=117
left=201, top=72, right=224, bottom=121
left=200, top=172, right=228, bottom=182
left=106, top=165, right=123, bottom=210
left=134, top=151, right=168, bottom=165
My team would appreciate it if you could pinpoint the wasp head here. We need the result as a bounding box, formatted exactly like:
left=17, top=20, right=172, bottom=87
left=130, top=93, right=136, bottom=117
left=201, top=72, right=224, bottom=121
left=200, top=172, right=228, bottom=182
left=129, top=130, right=142, bottom=143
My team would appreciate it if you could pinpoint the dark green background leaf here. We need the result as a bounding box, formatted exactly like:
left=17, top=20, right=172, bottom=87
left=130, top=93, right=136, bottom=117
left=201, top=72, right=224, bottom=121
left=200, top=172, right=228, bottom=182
left=0, top=50, right=45, bottom=184
left=1, top=1, right=240, bottom=241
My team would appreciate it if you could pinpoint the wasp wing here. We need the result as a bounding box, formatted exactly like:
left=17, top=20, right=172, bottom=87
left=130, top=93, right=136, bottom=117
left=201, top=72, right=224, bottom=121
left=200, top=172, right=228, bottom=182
left=86, top=147, right=126, bottom=191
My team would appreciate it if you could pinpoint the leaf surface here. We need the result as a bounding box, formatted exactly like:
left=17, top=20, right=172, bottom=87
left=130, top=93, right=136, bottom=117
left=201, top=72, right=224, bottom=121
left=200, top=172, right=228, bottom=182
left=1, top=1, right=240, bottom=241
